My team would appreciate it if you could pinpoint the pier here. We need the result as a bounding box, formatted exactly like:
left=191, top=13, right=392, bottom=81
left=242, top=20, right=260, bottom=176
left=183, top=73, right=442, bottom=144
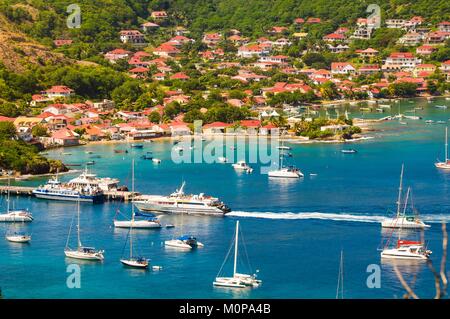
left=0, top=185, right=140, bottom=202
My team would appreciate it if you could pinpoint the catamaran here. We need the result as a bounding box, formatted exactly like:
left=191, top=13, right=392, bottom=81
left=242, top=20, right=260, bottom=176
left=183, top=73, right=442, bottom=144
left=64, top=200, right=104, bottom=261
left=435, top=127, right=450, bottom=169
left=268, top=136, right=303, bottom=178
left=114, top=160, right=161, bottom=229
left=0, top=178, right=33, bottom=223
left=213, top=221, right=262, bottom=288
left=133, top=182, right=230, bottom=216
left=381, top=188, right=432, bottom=260
left=381, top=165, right=429, bottom=229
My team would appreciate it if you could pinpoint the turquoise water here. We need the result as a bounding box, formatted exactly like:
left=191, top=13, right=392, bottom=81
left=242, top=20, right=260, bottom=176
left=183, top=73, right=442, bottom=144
left=1, top=97, right=450, bottom=299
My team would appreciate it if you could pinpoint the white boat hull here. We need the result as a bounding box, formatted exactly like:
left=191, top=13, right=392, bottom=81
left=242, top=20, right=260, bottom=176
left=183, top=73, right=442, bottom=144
left=435, top=162, right=450, bottom=169
left=114, top=220, right=161, bottom=229
left=64, top=249, right=104, bottom=261
left=0, top=211, right=33, bottom=222
left=164, top=239, right=193, bottom=250
left=134, top=202, right=226, bottom=216
left=268, top=170, right=303, bottom=178
left=380, top=249, right=429, bottom=260
left=120, top=259, right=149, bottom=268
left=381, top=217, right=430, bottom=229
left=6, top=235, right=31, bottom=243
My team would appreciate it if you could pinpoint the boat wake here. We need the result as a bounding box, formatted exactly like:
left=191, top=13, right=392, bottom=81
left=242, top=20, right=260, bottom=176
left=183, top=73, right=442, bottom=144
left=226, top=211, right=450, bottom=224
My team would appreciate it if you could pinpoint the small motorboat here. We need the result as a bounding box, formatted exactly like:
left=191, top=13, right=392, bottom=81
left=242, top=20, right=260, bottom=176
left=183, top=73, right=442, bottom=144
left=165, top=235, right=204, bottom=250
left=86, top=161, right=95, bottom=165
left=85, top=151, right=93, bottom=154
left=277, top=146, right=291, bottom=150
left=399, top=121, right=408, bottom=125
left=435, top=105, right=448, bottom=109
left=173, top=146, right=184, bottom=153
left=341, top=149, right=357, bottom=154
left=425, top=120, right=434, bottom=124
left=165, top=224, right=175, bottom=229
left=131, top=144, right=144, bottom=148
left=152, top=158, right=161, bottom=164
left=232, top=161, right=253, bottom=173
left=218, top=157, right=228, bottom=163
left=114, top=149, right=128, bottom=154
left=152, top=265, right=163, bottom=271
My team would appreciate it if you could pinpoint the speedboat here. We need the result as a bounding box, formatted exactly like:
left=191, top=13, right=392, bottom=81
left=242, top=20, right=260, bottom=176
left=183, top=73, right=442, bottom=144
left=381, top=216, right=430, bottom=229
left=268, top=166, right=303, bottom=178
left=232, top=161, right=253, bottom=173
left=141, top=152, right=153, bottom=160
left=165, top=235, right=204, bottom=250
left=277, top=146, right=291, bottom=150
left=381, top=240, right=431, bottom=260
left=133, top=182, right=230, bottom=216
left=6, top=233, right=31, bottom=243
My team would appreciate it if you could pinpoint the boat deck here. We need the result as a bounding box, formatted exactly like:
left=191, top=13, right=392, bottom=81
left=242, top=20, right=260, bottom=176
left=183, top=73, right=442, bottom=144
left=0, top=185, right=140, bottom=202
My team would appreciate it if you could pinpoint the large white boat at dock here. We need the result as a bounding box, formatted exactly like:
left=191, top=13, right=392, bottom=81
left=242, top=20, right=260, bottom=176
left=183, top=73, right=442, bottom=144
left=133, top=182, right=230, bottom=216
left=67, top=169, right=120, bottom=191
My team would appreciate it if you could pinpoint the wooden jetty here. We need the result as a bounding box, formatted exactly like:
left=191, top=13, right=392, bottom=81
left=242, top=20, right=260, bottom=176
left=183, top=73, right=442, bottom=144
left=0, top=185, right=140, bottom=202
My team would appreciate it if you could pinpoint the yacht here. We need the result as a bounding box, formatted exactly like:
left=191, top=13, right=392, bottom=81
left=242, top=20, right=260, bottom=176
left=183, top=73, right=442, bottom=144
left=133, top=182, right=230, bottom=216
left=0, top=178, right=33, bottom=222
left=33, top=176, right=104, bottom=203
left=268, top=166, right=303, bottom=178
left=232, top=161, right=253, bottom=173
left=381, top=240, right=431, bottom=260
left=435, top=127, right=450, bottom=169
left=0, top=211, right=33, bottom=222
left=67, top=169, right=120, bottom=191
left=213, top=221, right=262, bottom=288
left=64, top=201, right=104, bottom=261
left=165, top=235, right=204, bottom=250
left=381, top=165, right=429, bottom=229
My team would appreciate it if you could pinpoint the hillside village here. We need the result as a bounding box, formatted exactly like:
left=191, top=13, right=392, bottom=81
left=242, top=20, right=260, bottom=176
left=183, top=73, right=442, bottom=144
left=1, top=8, right=450, bottom=148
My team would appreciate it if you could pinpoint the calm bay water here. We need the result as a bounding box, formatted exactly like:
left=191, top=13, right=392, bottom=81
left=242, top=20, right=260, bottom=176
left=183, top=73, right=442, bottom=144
left=1, top=97, right=450, bottom=299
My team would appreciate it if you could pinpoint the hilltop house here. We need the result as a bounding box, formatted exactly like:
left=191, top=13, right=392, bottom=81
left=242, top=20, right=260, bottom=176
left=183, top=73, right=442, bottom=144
left=438, top=21, right=450, bottom=32
left=104, top=48, right=132, bottom=63
left=202, top=33, right=222, bottom=47
left=355, top=48, right=378, bottom=58
left=237, top=44, right=268, bottom=58
left=141, top=22, right=159, bottom=32
left=416, top=45, right=436, bottom=56
left=151, top=11, right=168, bottom=20
left=41, top=86, right=74, bottom=100
left=119, top=30, right=145, bottom=44
left=153, top=43, right=180, bottom=57
left=331, top=62, right=356, bottom=75
left=383, top=52, right=421, bottom=71
left=397, top=32, right=423, bottom=46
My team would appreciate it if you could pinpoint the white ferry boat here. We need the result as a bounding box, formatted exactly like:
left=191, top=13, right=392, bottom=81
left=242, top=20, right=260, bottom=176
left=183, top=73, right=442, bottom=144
left=33, top=176, right=104, bottom=203
left=67, top=169, right=120, bottom=191
left=133, top=182, right=230, bottom=216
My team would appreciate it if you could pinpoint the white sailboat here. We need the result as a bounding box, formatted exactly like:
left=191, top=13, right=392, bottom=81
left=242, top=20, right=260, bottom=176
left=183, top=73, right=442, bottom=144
left=381, top=188, right=432, bottom=260
left=114, top=160, right=161, bottom=229
left=435, top=127, right=450, bottom=169
left=120, top=206, right=149, bottom=269
left=268, top=135, right=303, bottom=178
left=213, top=221, right=262, bottom=288
left=5, top=180, right=32, bottom=243
left=381, top=165, right=429, bottom=229
left=64, top=200, right=104, bottom=261
left=0, top=177, right=33, bottom=223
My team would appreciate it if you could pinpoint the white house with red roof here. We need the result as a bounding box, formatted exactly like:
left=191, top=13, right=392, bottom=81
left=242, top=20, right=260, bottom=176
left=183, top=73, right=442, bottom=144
left=151, top=11, right=168, bottom=20
left=170, top=72, right=190, bottom=81
left=438, top=21, right=450, bottom=33
left=355, top=48, right=378, bottom=58
left=153, top=43, right=180, bottom=57
left=104, top=48, right=132, bottom=63
left=141, top=22, right=159, bottom=32
left=383, top=52, right=421, bottom=71
left=202, top=122, right=233, bottom=135
left=119, top=30, right=145, bottom=44
left=41, top=86, right=74, bottom=99
left=331, top=62, right=356, bottom=75
left=50, top=128, right=79, bottom=146
left=237, top=44, right=268, bottom=58
left=416, top=45, right=435, bottom=56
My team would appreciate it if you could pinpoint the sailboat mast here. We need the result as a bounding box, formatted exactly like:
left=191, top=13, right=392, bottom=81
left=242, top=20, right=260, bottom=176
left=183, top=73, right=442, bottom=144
left=233, top=221, right=239, bottom=277
left=7, top=176, right=10, bottom=213
left=77, top=200, right=81, bottom=248
left=396, top=164, right=404, bottom=216
left=336, top=250, right=344, bottom=299
left=445, top=127, right=448, bottom=162
left=130, top=159, right=135, bottom=259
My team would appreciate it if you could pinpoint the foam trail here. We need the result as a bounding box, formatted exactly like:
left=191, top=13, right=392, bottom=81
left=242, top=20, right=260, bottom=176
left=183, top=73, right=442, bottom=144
left=226, top=211, right=450, bottom=224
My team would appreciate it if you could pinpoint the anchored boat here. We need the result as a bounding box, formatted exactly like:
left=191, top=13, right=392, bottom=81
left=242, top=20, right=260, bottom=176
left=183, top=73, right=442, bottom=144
left=435, top=127, right=450, bottom=169
left=213, top=221, right=262, bottom=288
left=133, top=182, right=230, bottom=216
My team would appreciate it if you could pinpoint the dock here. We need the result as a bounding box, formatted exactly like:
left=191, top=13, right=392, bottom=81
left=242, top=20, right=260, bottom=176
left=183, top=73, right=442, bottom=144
left=0, top=186, right=140, bottom=202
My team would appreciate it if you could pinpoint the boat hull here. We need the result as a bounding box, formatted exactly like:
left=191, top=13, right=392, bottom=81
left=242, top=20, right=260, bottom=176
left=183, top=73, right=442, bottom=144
left=134, top=202, right=226, bottom=216
left=33, top=191, right=104, bottom=203
left=380, top=250, right=428, bottom=260
left=381, top=218, right=430, bottom=229
left=114, top=220, right=161, bottom=229
left=6, top=235, right=31, bottom=243
left=120, top=259, right=149, bottom=268
left=435, top=162, right=450, bottom=169
left=64, top=250, right=104, bottom=261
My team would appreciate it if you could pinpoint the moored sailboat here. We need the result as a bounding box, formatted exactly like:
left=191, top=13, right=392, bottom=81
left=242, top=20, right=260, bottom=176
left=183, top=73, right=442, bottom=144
left=64, top=200, right=104, bottom=261
left=435, top=127, right=450, bottom=169
left=0, top=177, right=33, bottom=223
left=213, top=221, right=261, bottom=288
